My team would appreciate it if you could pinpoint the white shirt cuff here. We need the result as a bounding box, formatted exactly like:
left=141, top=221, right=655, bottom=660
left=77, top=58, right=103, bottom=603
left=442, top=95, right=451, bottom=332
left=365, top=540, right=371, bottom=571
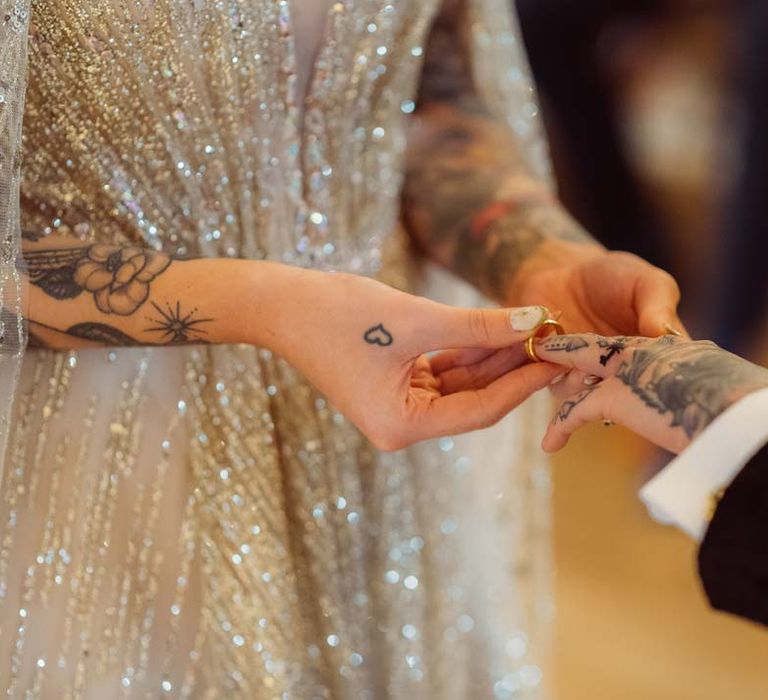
left=639, top=385, right=768, bottom=541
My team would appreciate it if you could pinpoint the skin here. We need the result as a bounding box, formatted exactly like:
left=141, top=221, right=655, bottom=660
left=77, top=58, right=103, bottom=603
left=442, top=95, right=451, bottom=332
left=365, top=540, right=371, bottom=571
left=535, top=334, right=768, bottom=454
left=403, top=0, right=683, bottom=338
left=18, top=1, right=682, bottom=451
left=21, top=233, right=561, bottom=450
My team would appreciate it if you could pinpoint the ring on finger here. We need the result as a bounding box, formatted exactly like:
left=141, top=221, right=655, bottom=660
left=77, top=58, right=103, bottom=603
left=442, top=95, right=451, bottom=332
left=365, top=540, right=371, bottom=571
left=524, top=319, right=566, bottom=363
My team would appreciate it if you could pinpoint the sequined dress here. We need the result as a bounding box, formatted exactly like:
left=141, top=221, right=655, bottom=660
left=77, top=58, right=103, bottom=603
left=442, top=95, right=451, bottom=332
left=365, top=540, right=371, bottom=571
left=0, top=1, right=554, bottom=697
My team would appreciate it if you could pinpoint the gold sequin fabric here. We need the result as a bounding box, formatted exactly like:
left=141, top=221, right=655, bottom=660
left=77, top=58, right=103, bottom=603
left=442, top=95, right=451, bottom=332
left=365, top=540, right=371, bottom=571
left=2, top=1, right=553, bottom=697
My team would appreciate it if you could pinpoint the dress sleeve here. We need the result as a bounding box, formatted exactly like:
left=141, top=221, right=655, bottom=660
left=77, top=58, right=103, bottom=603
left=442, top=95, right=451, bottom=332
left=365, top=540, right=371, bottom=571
left=0, top=2, right=31, bottom=458
left=465, top=0, right=554, bottom=186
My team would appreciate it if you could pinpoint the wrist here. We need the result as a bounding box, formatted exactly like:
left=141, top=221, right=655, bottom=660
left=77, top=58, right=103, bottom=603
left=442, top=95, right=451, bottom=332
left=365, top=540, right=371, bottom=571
left=231, top=260, right=307, bottom=350
left=469, top=199, right=600, bottom=304
left=506, top=236, right=603, bottom=305
left=683, top=358, right=768, bottom=443
left=725, top=375, right=768, bottom=415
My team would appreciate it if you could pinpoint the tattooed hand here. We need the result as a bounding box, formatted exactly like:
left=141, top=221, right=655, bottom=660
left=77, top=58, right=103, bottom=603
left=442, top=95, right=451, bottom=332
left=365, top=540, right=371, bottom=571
left=535, top=334, right=768, bottom=454
left=268, top=274, right=563, bottom=451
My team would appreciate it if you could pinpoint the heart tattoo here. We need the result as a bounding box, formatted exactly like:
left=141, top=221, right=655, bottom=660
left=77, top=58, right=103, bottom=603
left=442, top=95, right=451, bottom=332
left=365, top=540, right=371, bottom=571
left=363, top=323, right=394, bottom=347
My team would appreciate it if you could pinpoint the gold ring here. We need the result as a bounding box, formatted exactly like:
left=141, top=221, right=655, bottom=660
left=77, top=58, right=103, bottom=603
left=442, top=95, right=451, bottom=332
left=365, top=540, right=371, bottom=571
left=524, top=318, right=566, bottom=362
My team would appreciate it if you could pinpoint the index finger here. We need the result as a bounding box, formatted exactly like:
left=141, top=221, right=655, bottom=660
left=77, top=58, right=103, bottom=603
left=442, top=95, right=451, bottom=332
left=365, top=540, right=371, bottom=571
left=412, top=361, right=562, bottom=438
left=534, top=334, right=651, bottom=377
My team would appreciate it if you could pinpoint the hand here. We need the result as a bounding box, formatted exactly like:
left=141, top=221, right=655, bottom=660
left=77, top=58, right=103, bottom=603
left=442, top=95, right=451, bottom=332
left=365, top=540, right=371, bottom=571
left=265, top=268, right=562, bottom=451
left=534, top=333, right=768, bottom=454
left=509, top=239, right=685, bottom=338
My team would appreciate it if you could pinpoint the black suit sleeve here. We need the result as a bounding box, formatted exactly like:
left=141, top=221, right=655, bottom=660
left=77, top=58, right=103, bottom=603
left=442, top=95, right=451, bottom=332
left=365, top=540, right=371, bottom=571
left=698, top=442, right=768, bottom=626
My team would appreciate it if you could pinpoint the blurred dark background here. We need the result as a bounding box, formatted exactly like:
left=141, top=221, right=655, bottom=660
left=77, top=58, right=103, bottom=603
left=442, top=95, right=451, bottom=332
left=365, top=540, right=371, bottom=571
left=513, top=2, right=768, bottom=697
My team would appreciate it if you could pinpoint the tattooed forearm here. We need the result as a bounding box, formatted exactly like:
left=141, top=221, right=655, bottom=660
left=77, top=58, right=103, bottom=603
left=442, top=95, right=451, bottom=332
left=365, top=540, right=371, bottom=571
left=412, top=0, right=482, bottom=112
left=402, top=0, right=593, bottom=301
left=29, top=319, right=141, bottom=347
left=20, top=240, right=220, bottom=349
left=27, top=301, right=213, bottom=348
left=25, top=243, right=172, bottom=314
left=144, top=301, right=212, bottom=344
left=404, top=160, right=591, bottom=300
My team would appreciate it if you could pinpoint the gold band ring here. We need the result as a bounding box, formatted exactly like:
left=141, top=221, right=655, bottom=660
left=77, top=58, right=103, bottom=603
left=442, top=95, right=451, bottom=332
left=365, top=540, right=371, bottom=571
left=524, top=318, right=566, bottom=363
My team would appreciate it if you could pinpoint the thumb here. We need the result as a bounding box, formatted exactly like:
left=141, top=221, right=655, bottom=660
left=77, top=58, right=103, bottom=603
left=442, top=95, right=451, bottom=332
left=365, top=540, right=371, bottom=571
left=415, top=304, right=550, bottom=352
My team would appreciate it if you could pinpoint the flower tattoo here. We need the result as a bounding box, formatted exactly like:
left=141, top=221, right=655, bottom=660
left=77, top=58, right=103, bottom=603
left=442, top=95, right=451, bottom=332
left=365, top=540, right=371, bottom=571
left=23, top=240, right=212, bottom=348
left=25, top=243, right=172, bottom=316
left=73, top=245, right=171, bottom=315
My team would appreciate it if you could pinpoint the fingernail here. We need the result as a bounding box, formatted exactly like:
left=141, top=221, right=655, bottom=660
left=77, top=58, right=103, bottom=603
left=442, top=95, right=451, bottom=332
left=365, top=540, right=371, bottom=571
left=509, top=306, right=547, bottom=331
left=583, top=375, right=601, bottom=386
left=550, top=372, right=567, bottom=385
left=663, top=323, right=682, bottom=337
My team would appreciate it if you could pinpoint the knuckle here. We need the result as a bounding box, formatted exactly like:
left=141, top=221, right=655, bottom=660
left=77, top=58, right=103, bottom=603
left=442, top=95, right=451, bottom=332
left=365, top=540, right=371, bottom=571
left=467, top=308, right=492, bottom=344
left=659, top=268, right=680, bottom=290
left=610, top=250, right=679, bottom=291
left=650, top=335, right=679, bottom=349
left=609, top=250, right=642, bottom=266
left=659, top=270, right=680, bottom=294
left=655, top=268, right=681, bottom=301
left=576, top=332, right=601, bottom=347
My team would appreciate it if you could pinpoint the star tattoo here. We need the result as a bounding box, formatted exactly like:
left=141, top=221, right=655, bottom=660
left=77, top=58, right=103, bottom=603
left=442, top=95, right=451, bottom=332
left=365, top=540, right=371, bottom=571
left=144, top=301, right=213, bottom=344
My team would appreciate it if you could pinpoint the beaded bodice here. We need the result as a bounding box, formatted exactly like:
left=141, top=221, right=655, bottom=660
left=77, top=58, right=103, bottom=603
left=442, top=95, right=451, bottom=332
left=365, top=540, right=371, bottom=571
left=0, top=1, right=554, bottom=698
left=21, top=0, right=435, bottom=273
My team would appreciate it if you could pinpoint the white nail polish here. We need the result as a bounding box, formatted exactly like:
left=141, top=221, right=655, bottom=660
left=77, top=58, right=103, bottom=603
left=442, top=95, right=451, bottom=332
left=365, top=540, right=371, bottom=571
left=509, top=306, right=546, bottom=331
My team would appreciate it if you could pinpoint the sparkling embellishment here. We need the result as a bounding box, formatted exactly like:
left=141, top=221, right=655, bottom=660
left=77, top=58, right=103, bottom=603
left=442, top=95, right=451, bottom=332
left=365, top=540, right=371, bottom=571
left=385, top=570, right=400, bottom=584
left=403, top=575, right=419, bottom=590
left=2, top=0, right=555, bottom=696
